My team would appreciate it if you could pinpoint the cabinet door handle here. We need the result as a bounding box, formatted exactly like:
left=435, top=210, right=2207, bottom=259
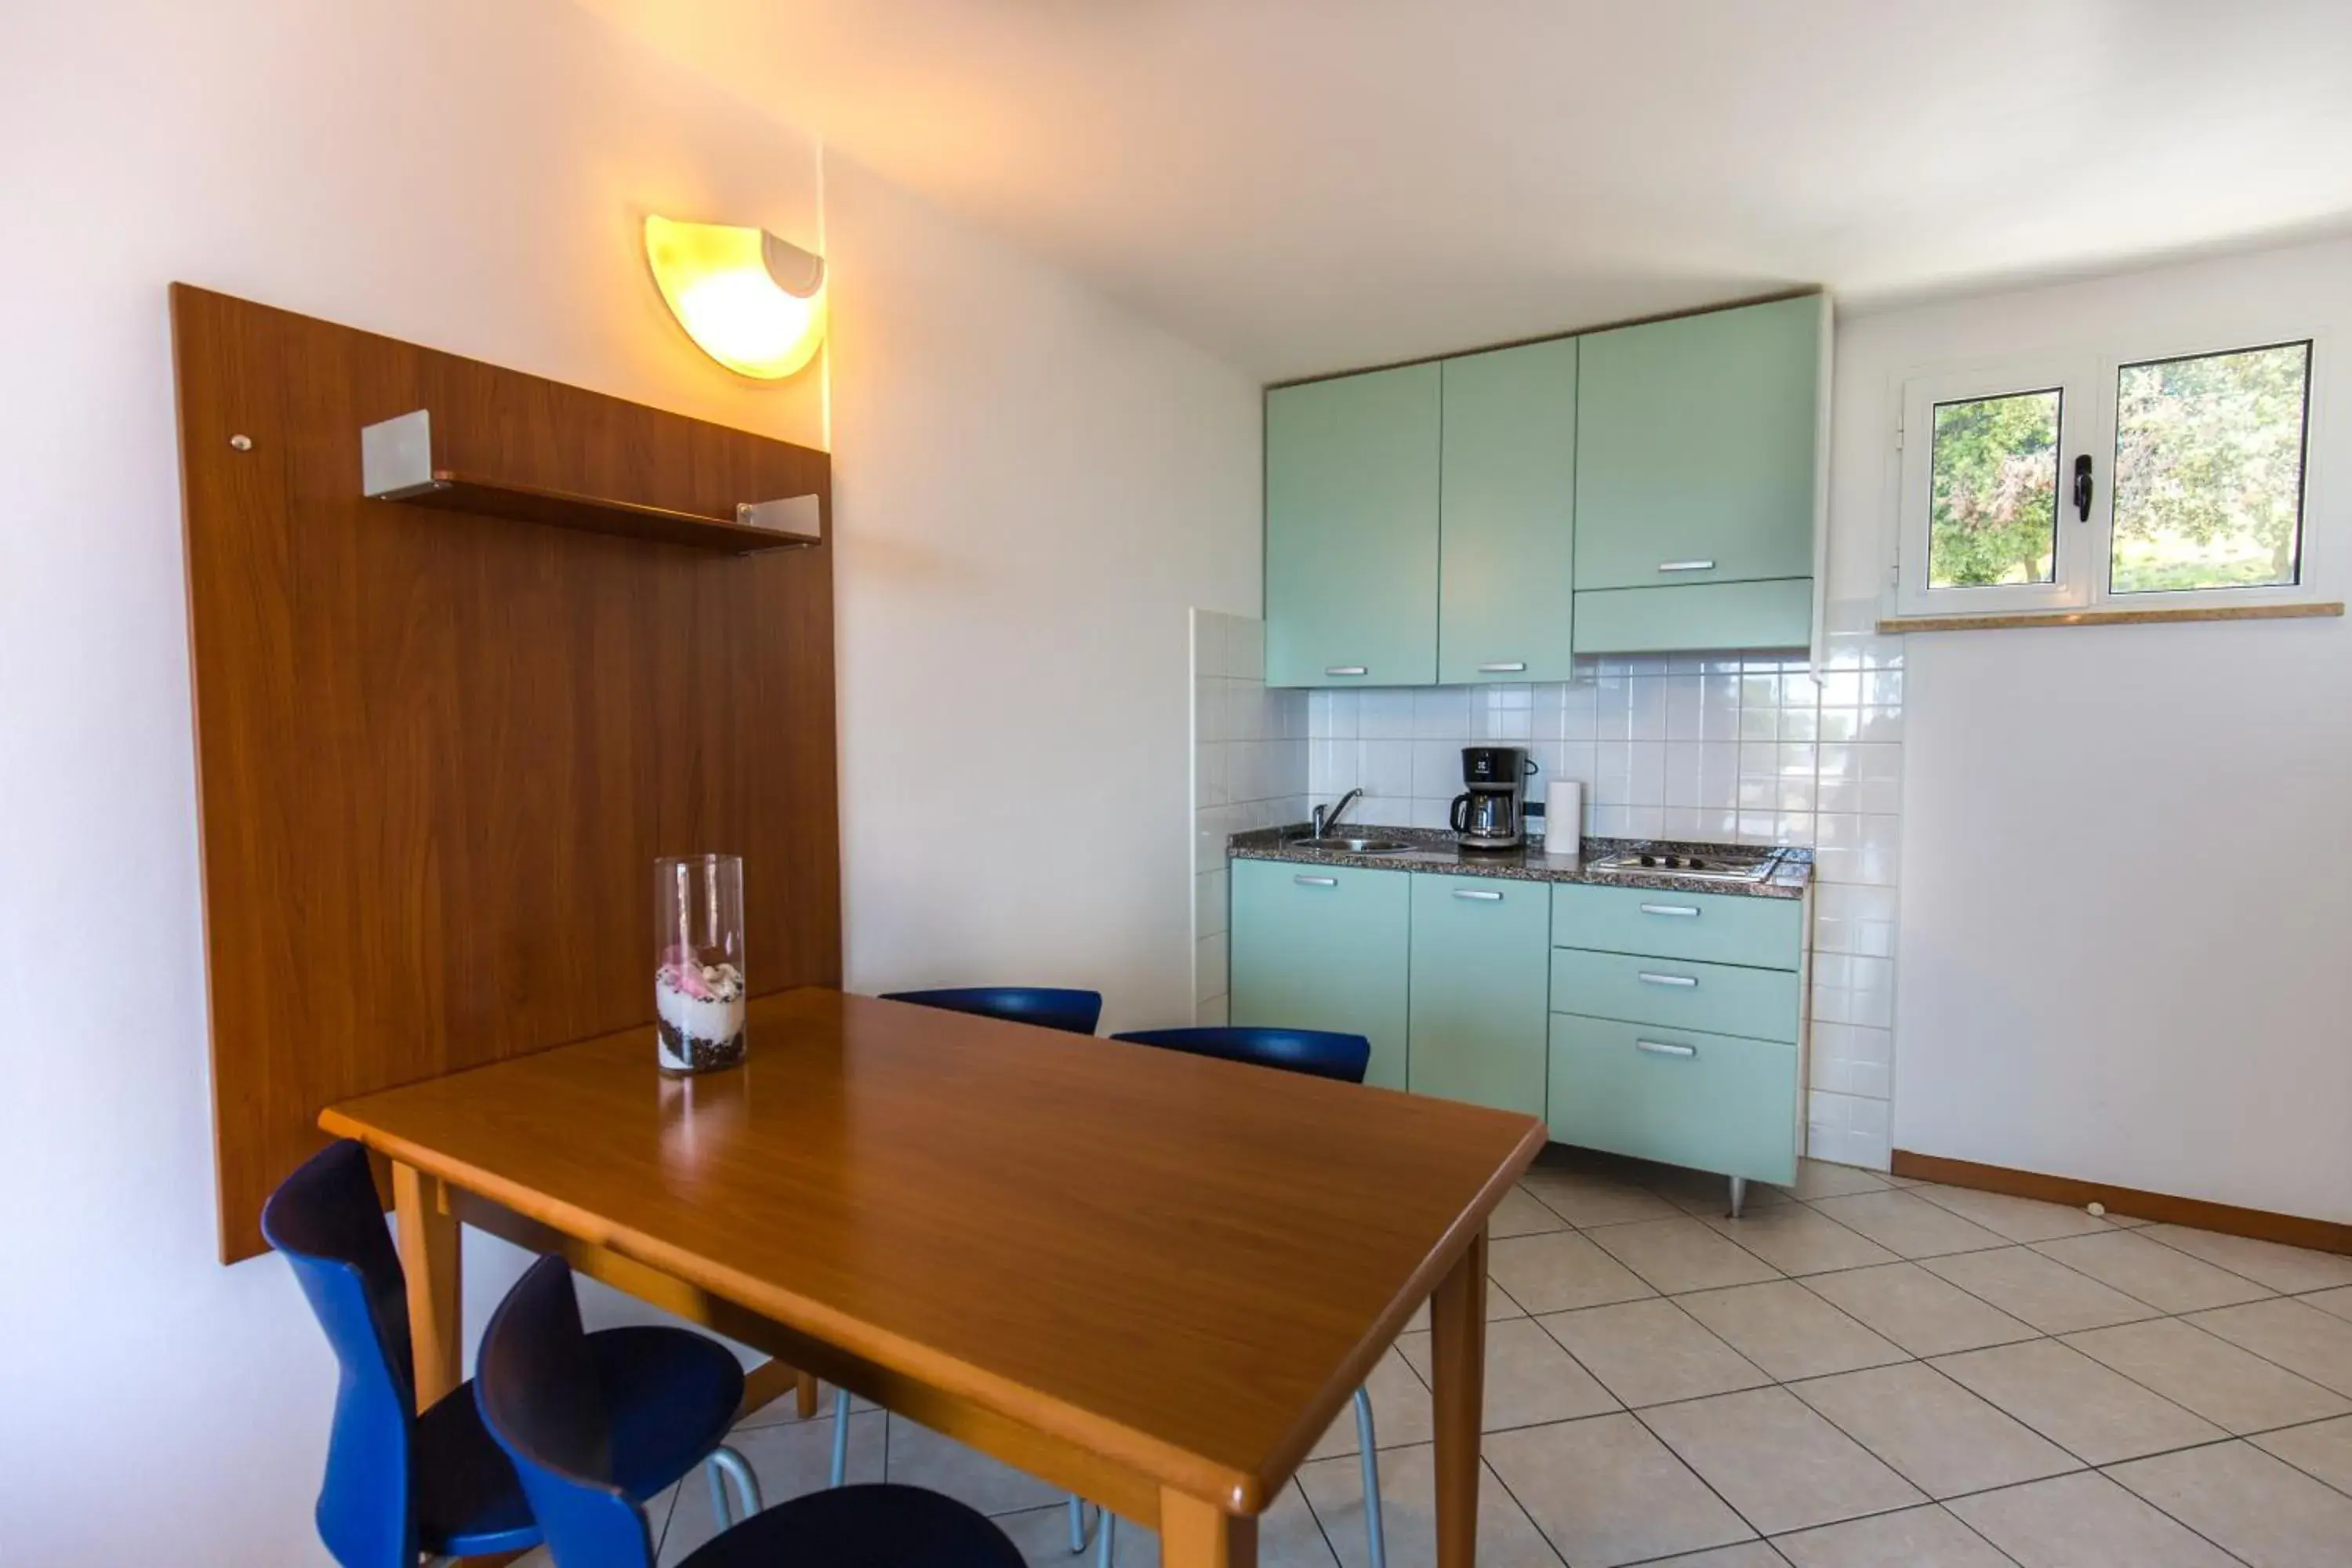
left=1477, top=661, right=1528, bottom=673
left=1636, top=1039, right=1698, bottom=1059
left=1639, top=903, right=1700, bottom=918
left=1324, top=665, right=1368, bottom=677
left=1294, top=874, right=1338, bottom=887
left=1657, top=560, right=1717, bottom=573
left=1637, top=971, right=1698, bottom=988
left=1452, top=888, right=1504, bottom=902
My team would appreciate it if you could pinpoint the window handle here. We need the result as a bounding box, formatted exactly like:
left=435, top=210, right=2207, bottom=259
left=2073, top=455, right=2094, bottom=522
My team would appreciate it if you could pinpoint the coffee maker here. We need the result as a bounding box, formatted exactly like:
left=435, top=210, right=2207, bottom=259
left=1451, top=746, right=1536, bottom=851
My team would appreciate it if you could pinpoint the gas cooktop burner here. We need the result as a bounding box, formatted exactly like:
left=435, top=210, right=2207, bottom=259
left=1584, top=845, right=1788, bottom=884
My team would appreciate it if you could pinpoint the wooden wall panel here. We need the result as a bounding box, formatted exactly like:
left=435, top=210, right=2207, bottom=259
left=171, top=285, right=840, bottom=1261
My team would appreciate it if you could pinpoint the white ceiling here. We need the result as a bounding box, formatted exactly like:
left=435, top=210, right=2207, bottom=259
left=581, top=0, right=2352, bottom=382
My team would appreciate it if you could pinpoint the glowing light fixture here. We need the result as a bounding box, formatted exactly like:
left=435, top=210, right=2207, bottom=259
left=644, top=216, right=827, bottom=379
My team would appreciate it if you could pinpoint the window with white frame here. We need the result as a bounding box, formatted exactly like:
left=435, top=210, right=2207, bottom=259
left=1893, top=336, right=2317, bottom=618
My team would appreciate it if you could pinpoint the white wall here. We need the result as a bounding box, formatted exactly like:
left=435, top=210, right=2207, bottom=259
left=0, top=4, right=1259, bottom=1563
left=1828, top=238, right=2352, bottom=1221
left=824, top=158, right=1261, bottom=1030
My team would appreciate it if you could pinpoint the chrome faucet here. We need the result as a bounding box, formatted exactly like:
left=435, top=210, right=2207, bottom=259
left=1311, top=788, right=1364, bottom=840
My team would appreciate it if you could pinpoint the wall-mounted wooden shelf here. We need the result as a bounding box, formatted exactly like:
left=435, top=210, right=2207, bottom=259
left=362, top=409, right=821, bottom=554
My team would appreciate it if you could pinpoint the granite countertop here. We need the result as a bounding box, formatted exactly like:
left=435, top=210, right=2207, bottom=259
left=1228, top=825, right=1813, bottom=899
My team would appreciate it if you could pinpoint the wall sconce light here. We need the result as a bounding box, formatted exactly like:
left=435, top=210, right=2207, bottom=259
left=644, top=216, right=827, bottom=380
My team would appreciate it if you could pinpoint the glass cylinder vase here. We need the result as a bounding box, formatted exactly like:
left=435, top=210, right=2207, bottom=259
left=653, top=853, right=746, bottom=1075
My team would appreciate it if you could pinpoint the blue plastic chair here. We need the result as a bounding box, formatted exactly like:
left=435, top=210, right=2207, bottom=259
left=1097, top=1025, right=1388, bottom=1568
left=1107, top=1025, right=1370, bottom=1083
left=263, top=1139, right=762, bottom=1567
left=477, top=1254, right=1026, bottom=1568
left=880, top=986, right=1104, bottom=1036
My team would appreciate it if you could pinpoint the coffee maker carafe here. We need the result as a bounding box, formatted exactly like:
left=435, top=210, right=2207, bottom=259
left=1451, top=746, right=1536, bottom=851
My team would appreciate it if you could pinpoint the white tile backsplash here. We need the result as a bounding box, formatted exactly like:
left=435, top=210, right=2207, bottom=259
left=1191, top=609, right=1308, bottom=1024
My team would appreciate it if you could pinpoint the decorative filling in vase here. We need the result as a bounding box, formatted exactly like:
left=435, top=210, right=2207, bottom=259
left=655, top=951, right=746, bottom=1073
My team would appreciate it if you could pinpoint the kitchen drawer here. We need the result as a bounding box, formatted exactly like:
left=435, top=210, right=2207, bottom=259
left=1552, top=882, right=1803, bottom=971
left=1548, top=946, right=1800, bottom=1043
left=1548, top=1013, right=1798, bottom=1185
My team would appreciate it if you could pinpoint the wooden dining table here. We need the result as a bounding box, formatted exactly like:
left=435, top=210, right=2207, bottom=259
left=321, top=987, right=1545, bottom=1568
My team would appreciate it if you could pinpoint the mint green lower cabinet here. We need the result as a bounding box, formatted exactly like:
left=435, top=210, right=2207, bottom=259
left=1571, top=579, right=1813, bottom=655
left=1229, top=858, right=1410, bottom=1090
left=1548, top=1014, right=1799, bottom=1185
left=1406, top=875, right=1551, bottom=1117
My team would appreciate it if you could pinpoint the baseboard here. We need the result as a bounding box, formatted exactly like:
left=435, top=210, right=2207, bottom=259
left=1891, top=1149, right=2352, bottom=1258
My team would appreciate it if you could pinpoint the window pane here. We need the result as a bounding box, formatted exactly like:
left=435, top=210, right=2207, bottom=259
left=1929, top=389, right=2061, bottom=588
left=2111, top=342, right=2310, bottom=594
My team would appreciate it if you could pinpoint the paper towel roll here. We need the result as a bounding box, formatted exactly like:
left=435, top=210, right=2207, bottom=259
left=1544, top=780, right=1584, bottom=855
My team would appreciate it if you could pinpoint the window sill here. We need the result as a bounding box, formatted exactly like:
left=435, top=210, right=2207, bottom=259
left=1878, top=601, right=2343, bottom=634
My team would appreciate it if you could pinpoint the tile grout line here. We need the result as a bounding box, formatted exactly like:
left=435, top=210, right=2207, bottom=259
left=2239, top=1414, right=2352, bottom=1506
left=1283, top=1458, right=1352, bottom=1568
left=1617, top=1396, right=1787, bottom=1555
left=2054, top=1321, right=2348, bottom=1439
left=1780, top=1353, right=2092, bottom=1501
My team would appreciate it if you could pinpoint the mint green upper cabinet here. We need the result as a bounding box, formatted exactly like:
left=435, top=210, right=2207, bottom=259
left=1229, top=858, right=1411, bottom=1090
left=1264, top=365, right=1441, bottom=688
left=1574, top=294, right=1824, bottom=593
left=1406, top=874, right=1552, bottom=1117
left=1438, top=339, right=1579, bottom=685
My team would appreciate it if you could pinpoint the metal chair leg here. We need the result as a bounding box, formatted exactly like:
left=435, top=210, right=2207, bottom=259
left=1352, top=1385, right=1387, bottom=1568
left=1067, top=1495, right=1089, bottom=1553
left=704, top=1444, right=760, bottom=1526
left=1095, top=1512, right=1116, bottom=1568
left=829, top=1387, right=851, bottom=1487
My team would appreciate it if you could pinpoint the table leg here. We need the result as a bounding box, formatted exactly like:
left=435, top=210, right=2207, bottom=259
left=797, top=1370, right=821, bottom=1418
left=1160, top=1488, right=1255, bottom=1568
left=391, top=1161, right=462, bottom=1410
left=1428, top=1223, right=1488, bottom=1568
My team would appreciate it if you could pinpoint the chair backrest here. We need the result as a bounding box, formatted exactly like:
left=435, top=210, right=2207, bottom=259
left=1109, top=1026, right=1372, bottom=1084
left=880, top=986, right=1104, bottom=1036
left=260, top=1139, right=419, bottom=1568
left=474, top=1255, right=656, bottom=1568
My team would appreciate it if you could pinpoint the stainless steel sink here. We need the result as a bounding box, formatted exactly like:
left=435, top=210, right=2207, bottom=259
left=1286, top=835, right=1414, bottom=855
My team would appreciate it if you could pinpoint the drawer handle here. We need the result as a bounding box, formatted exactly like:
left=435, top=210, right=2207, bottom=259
left=1636, top=1039, right=1698, bottom=1059
left=1294, top=874, right=1339, bottom=887
left=1639, top=903, right=1700, bottom=918
left=1452, top=888, right=1504, bottom=902
left=1638, top=971, right=1699, bottom=988
left=1657, top=560, right=1717, bottom=573
left=1325, top=665, right=1369, bottom=677
left=1476, top=661, right=1528, bottom=673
